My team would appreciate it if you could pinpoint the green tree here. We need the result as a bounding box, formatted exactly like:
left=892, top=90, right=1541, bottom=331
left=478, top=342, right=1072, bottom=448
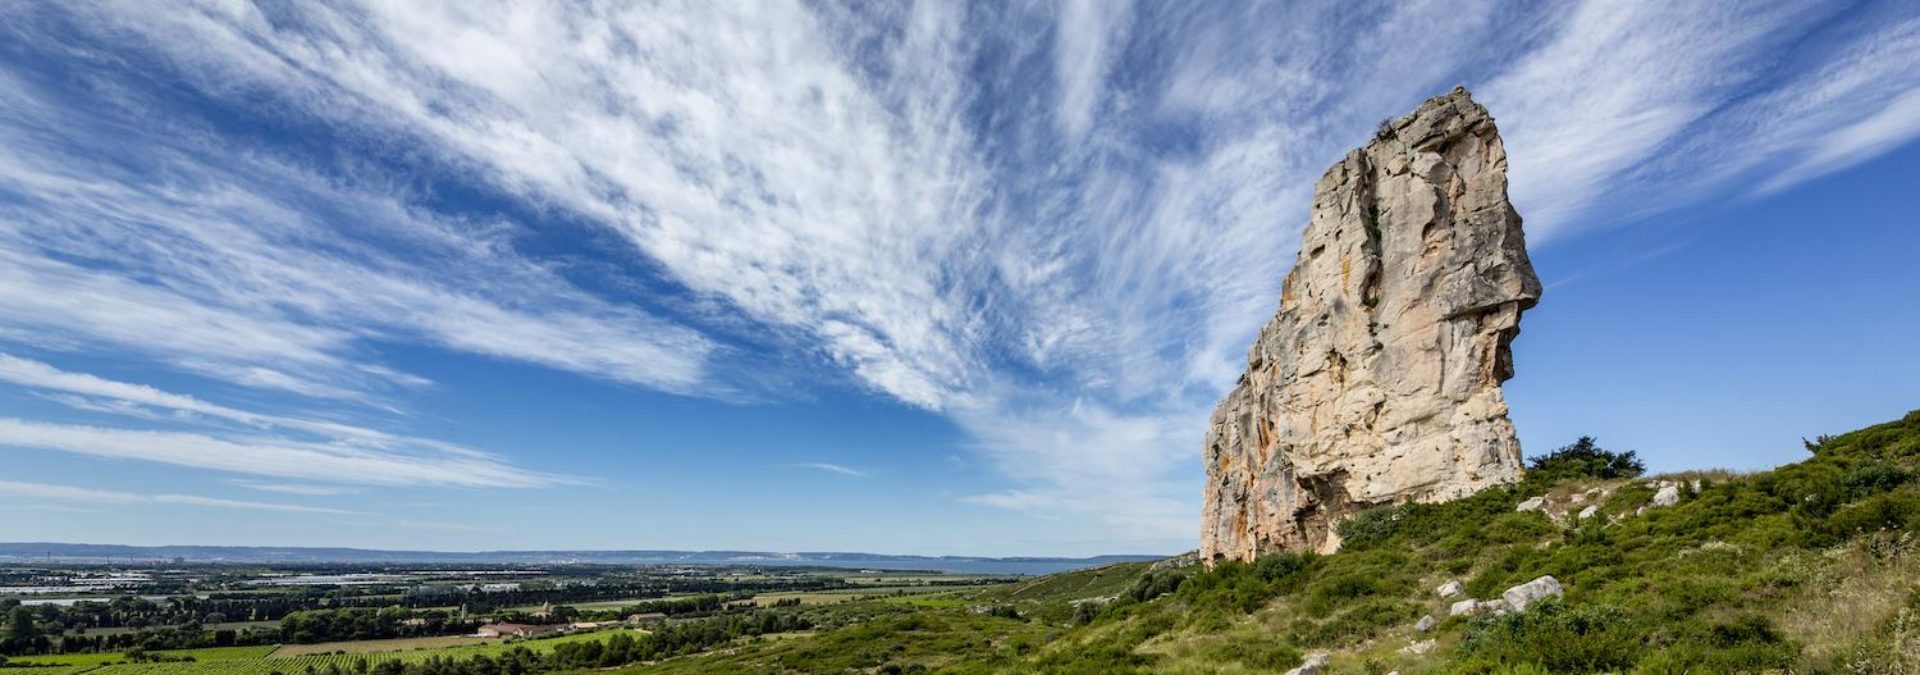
left=1527, top=436, right=1645, bottom=481
left=4, top=606, right=43, bottom=654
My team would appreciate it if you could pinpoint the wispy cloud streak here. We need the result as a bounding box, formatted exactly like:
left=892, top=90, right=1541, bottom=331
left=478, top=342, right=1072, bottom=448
left=0, top=480, right=362, bottom=515
left=0, top=47, right=716, bottom=401
left=786, top=462, right=869, bottom=478
left=0, top=418, right=564, bottom=488
left=0, top=353, right=555, bottom=486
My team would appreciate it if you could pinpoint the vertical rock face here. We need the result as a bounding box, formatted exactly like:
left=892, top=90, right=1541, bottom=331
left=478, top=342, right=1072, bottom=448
left=1200, top=88, right=1540, bottom=561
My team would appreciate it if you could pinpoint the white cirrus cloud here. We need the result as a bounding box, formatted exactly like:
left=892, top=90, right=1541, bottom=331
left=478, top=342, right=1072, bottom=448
left=786, top=462, right=869, bottom=479
left=0, top=352, right=550, bottom=482
left=0, top=418, right=566, bottom=489
left=0, top=56, right=717, bottom=403
left=230, top=481, right=361, bottom=497
left=0, top=480, right=363, bottom=515
left=1053, top=0, right=1131, bottom=140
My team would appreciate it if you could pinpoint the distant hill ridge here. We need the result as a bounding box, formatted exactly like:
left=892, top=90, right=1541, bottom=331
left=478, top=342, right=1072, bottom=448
left=0, top=543, right=1157, bottom=572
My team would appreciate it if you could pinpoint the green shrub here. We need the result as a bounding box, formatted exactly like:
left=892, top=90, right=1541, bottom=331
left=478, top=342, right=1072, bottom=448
left=1302, top=572, right=1395, bottom=617
left=1843, top=463, right=1914, bottom=495
left=1028, top=644, right=1157, bottom=674
left=1483, top=511, right=1556, bottom=544
left=1175, top=561, right=1276, bottom=614
left=1705, top=613, right=1782, bottom=648
left=1209, top=639, right=1302, bottom=671
left=1289, top=598, right=1422, bottom=646
left=1824, top=489, right=1920, bottom=536
left=1526, top=436, right=1646, bottom=482
left=1626, top=614, right=1797, bottom=673
left=1175, top=553, right=1319, bottom=616
left=1071, top=601, right=1100, bottom=625
left=1337, top=504, right=1406, bottom=549
left=1124, top=571, right=1185, bottom=603
left=1810, top=410, right=1920, bottom=460
left=1459, top=600, right=1642, bottom=671
left=1254, top=552, right=1317, bottom=588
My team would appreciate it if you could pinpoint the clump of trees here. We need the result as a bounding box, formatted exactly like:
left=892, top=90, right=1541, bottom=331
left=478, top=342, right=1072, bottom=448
left=1526, top=436, right=1646, bottom=482
left=609, top=593, right=743, bottom=619
left=279, top=607, right=476, bottom=644
left=3, top=607, right=49, bottom=655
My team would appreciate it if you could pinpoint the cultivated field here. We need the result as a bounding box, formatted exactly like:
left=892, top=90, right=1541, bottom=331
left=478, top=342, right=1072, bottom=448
left=268, top=635, right=504, bottom=657
left=7, top=631, right=647, bottom=675
left=744, top=584, right=987, bottom=607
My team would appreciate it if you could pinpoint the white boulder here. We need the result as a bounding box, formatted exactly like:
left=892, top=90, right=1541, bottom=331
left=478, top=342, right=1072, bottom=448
left=1415, top=614, right=1437, bottom=632
left=1284, top=652, right=1331, bottom=675
left=1436, top=580, right=1464, bottom=598
left=1652, top=485, right=1681, bottom=507
left=1449, top=598, right=1506, bottom=617
left=1501, top=575, right=1564, bottom=612
left=1516, top=496, right=1546, bottom=512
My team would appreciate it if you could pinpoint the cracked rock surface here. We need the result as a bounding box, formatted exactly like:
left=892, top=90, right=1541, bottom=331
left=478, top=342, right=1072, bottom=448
left=1201, top=88, right=1540, bottom=560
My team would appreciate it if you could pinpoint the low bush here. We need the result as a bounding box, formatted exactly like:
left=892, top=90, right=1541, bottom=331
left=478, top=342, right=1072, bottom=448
left=1842, top=463, right=1913, bottom=494
left=1526, top=436, right=1646, bottom=482
left=1301, top=572, right=1395, bottom=617
left=1288, top=598, right=1422, bottom=646
left=1209, top=639, right=1302, bottom=671
left=1176, top=553, right=1319, bottom=615
left=1458, top=600, right=1642, bottom=671
left=1336, top=504, right=1405, bottom=549
left=1824, top=489, right=1920, bottom=537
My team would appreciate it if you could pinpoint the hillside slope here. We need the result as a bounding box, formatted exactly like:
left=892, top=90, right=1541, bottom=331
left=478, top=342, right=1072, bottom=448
left=630, top=411, right=1920, bottom=673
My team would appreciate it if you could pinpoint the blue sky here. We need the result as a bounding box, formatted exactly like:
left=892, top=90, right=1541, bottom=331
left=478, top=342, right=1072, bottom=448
left=0, top=1, right=1916, bottom=557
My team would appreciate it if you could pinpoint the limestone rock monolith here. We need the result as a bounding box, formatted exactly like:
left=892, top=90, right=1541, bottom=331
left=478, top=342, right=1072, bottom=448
left=1200, top=87, right=1540, bottom=561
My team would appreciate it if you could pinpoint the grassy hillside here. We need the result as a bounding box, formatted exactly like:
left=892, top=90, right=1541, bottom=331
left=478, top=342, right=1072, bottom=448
left=626, top=410, right=1920, bottom=673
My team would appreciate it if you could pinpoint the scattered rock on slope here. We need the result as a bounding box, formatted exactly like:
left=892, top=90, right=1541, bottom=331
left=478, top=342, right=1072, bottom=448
left=1450, top=598, right=1506, bottom=617
left=1444, top=575, right=1565, bottom=618
left=1502, top=575, right=1564, bottom=611
left=1200, top=87, right=1541, bottom=560
left=1285, top=652, right=1331, bottom=675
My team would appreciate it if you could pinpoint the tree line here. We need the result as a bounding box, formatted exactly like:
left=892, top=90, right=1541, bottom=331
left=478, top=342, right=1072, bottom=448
left=4, top=590, right=785, bottom=657
left=306, top=611, right=815, bottom=675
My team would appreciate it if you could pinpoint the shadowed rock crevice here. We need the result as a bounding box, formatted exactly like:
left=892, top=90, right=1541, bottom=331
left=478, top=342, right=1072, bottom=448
left=1201, top=87, right=1541, bottom=561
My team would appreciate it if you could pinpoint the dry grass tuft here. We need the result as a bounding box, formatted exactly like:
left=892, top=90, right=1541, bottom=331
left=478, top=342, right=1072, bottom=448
left=1782, top=531, right=1920, bottom=673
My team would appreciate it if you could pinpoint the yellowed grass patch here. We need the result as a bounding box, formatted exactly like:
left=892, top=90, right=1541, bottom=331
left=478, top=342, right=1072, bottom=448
left=1781, top=532, right=1920, bottom=673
